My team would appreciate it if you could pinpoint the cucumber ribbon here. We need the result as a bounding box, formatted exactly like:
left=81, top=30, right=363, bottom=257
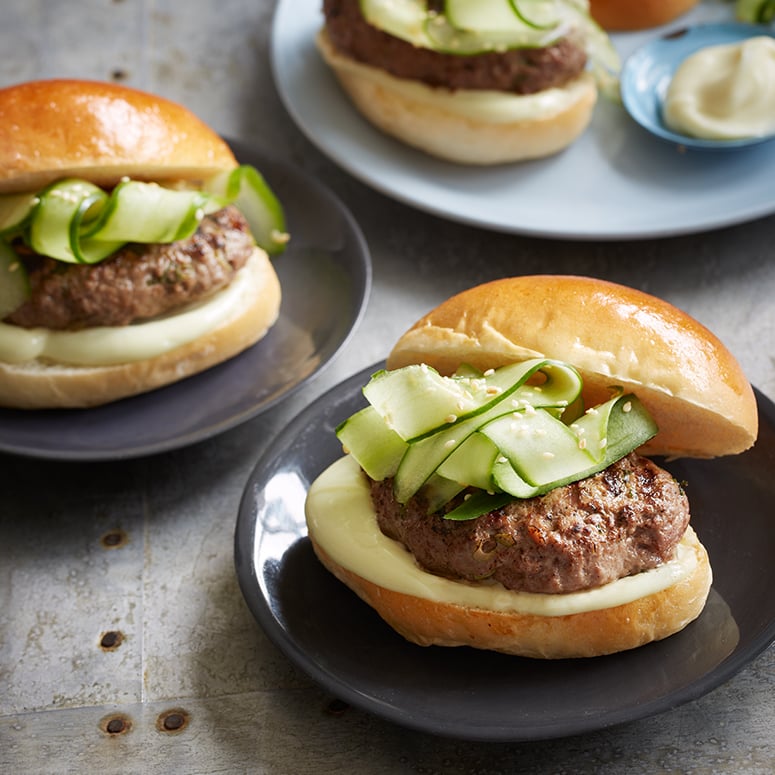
left=736, top=0, right=775, bottom=23
left=336, top=359, right=658, bottom=521
left=0, top=165, right=288, bottom=265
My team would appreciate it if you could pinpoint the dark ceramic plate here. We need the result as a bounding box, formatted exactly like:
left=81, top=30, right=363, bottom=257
left=0, top=140, right=371, bottom=460
left=235, top=362, right=775, bottom=742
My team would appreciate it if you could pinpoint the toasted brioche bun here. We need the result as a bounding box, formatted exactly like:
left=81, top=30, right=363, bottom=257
left=316, top=30, right=597, bottom=165
left=0, top=248, right=281, bottom=409
left=306, top=457, right=713, bottom=658
left=0, top=78, right=238, bottom=193
left=387, top=275, right=758, bottom=459
left=588, top=0, right=700, bottom=30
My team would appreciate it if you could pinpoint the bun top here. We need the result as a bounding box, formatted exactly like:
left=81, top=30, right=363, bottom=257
left=0, top=79, right=237, bottom=193
left=587, top=0, right=700, bottom=31
left=386, top=275, right=758, bottom=459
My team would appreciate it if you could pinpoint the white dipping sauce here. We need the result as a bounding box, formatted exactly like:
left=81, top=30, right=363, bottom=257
left=663, top=36, right=775, bottom=140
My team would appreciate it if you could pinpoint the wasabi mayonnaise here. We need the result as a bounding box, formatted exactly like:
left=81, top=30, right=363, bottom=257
left=663, top=36, right=775, bottom=140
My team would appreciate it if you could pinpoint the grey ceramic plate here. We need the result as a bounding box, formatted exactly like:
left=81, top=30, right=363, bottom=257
left=235, top=362, right=775, bottom=742
left=0, top=140, right=371, bottom=460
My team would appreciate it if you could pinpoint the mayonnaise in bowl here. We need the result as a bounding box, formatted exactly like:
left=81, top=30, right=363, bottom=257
left=663, top=35, right=775, bottom=140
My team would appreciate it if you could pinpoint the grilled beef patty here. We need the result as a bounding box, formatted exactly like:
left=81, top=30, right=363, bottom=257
left=6, top=206, right=254, bottom=330
left=371, top=453, right=690, bottom=594
left=323, top=0, right=588, bottom=94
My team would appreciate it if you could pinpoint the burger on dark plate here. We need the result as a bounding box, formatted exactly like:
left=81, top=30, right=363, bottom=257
left=317, top=0, right=620, bottom=164
left=0, top=79, right=288, bottom=409
left=305, top=276, right=758, bottom=658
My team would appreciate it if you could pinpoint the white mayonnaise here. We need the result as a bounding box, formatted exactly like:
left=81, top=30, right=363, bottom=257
left=305, top=455, right=698, bottom=617
left=663, top=36, right=775, bottom=140
left=0, top=251, right=261, bottom=366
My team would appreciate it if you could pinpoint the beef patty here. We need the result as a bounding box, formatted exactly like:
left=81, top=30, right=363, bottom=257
left=5, top=205, right=255, bottom=330
left=371, top=453, right=690, bottom=594
left=323, top=0, right=588, bottom=94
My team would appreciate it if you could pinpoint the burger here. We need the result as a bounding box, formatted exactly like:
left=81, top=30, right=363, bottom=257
left=317, top=0, right=620, bottom=164
left=305, top=276, right=758, bottom=658
left=588, top=0, right=701, bottom=31
left=0, top=78, right=288, bottom=409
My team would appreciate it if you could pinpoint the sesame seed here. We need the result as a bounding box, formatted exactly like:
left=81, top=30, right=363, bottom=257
left=542, top=452, right=555, bottom=459
left=444, top=439, right=457, bottom=448
left=445, top=414, right=457, bottom=424
left=623, top=401, right=632, bottom=413
left=483, top=368, right=495, bottom=376
left=486, top=386, right=502, bottom=395
left=271, top=229, right=291, bottom=244
left=578, top=439, right=587, bottom=450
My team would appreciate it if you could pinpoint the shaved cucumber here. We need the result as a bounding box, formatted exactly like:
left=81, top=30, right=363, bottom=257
left=0, top=163, right=288, bottom=266
left=336, top=360, right=658, bottom=519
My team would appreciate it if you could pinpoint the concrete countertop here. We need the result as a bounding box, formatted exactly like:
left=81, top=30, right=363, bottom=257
left=1, top=2, right=773, bottom=773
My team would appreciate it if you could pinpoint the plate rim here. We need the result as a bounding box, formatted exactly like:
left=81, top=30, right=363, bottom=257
left=0, top=141, right=372, bottom=461
left=235, top=360, right=775, bottom=742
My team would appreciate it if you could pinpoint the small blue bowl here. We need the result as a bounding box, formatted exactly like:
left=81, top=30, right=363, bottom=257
left=620, top=22, right=775, bottom=151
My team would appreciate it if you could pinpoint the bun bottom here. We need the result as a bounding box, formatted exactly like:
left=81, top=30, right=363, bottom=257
left=317, top=30, right=597, bottom=165
left=0, top=248, right=281, bottom=409
left=310, top=528, right=712, bottom=659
